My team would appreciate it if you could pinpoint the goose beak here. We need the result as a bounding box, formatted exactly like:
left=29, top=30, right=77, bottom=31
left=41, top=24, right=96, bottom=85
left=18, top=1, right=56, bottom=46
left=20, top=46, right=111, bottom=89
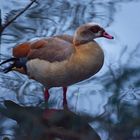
left=102, top=31, right=114, bottom=39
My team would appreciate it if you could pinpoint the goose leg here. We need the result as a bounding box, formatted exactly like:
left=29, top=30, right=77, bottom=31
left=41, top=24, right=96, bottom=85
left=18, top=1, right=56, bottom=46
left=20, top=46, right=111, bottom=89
left=63, top=87, right=68, bottom=109
left=44, top=88, right=50, bottom=101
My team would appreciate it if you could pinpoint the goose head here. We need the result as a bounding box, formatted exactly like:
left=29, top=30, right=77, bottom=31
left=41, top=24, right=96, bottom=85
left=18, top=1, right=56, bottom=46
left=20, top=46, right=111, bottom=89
left=73, top=23, right=114, bottom=46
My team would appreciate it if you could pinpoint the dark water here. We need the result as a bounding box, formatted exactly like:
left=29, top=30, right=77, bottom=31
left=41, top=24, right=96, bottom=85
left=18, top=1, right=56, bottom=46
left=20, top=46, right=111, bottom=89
left=0, top=0, right=140, bottom=140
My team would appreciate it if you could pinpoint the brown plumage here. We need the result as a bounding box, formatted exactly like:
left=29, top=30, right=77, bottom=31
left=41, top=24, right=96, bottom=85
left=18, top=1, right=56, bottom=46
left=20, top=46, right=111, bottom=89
left=0, top=23, right=113, bottom=109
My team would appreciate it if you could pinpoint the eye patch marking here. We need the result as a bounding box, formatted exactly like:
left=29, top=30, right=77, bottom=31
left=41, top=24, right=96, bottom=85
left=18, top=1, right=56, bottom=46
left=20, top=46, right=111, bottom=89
left=89, top=25, right=101, bottom=33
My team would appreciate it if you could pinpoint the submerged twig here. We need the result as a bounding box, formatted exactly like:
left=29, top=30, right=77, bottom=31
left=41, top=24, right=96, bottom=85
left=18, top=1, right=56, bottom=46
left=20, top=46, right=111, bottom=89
left=0, top=0, right=37, bottom=33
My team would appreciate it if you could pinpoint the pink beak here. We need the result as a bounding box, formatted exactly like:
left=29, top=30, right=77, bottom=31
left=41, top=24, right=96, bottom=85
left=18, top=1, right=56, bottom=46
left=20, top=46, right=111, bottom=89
left=102, top=31, right=114, bottom=39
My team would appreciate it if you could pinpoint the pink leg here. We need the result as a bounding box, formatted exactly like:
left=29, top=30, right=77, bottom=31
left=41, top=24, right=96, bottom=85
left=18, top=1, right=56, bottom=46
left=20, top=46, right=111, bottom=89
left=63, top=87, right=68, bottom=109
left=44, top=88, right=50, bottom=101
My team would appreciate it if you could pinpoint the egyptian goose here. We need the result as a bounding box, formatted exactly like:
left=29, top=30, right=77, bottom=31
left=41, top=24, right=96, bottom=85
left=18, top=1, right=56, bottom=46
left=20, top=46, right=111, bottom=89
left=0, top=23, right=113, bottom=109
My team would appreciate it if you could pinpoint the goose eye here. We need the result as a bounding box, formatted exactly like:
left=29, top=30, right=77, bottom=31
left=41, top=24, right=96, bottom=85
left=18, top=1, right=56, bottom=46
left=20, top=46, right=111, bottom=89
left=90, top=26, right=101, bottom=33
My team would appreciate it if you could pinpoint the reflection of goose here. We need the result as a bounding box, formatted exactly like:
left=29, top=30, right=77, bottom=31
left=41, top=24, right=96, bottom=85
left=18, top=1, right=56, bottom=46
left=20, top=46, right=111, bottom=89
left=0, top=100, right=101, bottom=140
left=0, top=23, right=113, bottom=108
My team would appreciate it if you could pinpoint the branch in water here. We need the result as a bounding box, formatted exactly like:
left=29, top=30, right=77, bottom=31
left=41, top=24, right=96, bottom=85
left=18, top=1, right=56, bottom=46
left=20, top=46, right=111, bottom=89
left=0, top=0, right=37, bottom=33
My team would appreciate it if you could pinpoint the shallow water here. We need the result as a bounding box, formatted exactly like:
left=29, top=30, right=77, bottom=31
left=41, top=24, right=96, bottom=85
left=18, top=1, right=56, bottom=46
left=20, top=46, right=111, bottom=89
left=0, top=0, right=140, bottom=140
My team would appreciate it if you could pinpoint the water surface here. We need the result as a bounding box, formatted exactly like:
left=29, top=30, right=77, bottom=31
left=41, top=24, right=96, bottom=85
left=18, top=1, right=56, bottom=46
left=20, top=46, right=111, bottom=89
left=0, top=0, right=140, bottom=140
